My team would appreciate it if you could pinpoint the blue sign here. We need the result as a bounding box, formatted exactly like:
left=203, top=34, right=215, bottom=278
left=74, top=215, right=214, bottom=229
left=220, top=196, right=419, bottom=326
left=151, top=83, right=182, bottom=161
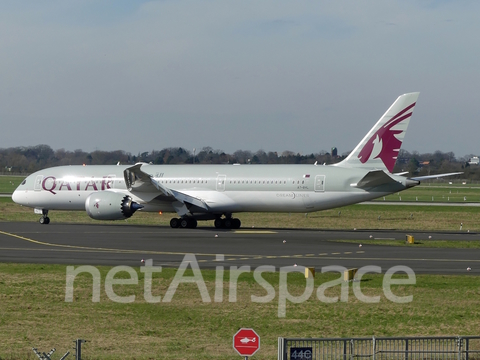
left=290, top=347, right=313, bottom=360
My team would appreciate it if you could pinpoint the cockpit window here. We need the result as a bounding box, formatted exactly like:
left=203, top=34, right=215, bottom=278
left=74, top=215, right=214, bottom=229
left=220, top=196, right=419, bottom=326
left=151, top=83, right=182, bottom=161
left=21, top=179, right=26, bottom=185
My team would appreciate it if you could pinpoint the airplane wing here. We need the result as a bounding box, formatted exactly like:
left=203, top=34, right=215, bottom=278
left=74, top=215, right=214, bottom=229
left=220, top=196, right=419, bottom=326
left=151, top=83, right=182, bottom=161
left=123, top=164, right=210, bottom=215
left=124, top=163, right=173, bottom=195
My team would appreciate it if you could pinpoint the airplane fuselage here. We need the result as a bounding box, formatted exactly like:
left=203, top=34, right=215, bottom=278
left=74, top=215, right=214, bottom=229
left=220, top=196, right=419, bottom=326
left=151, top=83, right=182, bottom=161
left=13, top=163, right=408, bottom=214
left=11, top=93, right=428, bottom=229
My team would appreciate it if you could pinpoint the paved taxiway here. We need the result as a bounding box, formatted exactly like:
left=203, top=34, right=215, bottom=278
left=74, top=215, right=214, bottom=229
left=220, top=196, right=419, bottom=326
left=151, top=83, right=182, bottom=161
left=0, top=222, right=479, bottom=275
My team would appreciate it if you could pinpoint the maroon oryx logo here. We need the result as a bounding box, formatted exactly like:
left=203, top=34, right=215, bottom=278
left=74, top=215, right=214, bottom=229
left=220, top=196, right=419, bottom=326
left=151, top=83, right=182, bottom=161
left=358, top=102, right=415, bottom=172
left=94, top=201, right=100, bottom=209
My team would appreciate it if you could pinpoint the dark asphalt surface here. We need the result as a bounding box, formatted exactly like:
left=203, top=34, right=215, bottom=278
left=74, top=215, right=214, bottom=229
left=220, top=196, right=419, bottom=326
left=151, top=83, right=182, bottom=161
left=0, top=222, right=479, bottom=274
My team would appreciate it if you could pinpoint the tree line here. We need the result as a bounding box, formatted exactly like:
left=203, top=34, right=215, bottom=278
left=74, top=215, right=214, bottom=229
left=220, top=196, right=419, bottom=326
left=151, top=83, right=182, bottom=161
left=1, top=144, right=479, bottom=181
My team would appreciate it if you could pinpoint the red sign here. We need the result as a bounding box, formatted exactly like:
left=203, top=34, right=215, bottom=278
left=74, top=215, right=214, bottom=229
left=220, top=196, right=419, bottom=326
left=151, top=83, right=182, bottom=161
left=233, top=328, right=260, bottom=357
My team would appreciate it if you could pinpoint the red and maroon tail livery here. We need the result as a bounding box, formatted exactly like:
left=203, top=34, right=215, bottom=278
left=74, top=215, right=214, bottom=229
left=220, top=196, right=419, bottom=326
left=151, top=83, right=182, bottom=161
left=335, top=92, right=419, bottom=173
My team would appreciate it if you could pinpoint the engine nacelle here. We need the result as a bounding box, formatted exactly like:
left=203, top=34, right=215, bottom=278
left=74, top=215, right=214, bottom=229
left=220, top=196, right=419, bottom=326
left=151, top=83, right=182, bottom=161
left=85, top=191, right=143, bottom=220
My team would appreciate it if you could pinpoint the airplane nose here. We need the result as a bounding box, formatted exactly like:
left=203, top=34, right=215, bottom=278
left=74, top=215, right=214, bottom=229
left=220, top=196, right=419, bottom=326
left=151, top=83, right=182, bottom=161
left=11, top=190, right=19, bottom=203
left=12, top=177, right=30, bottom=205
left=12, top=189, right=25, bottom=205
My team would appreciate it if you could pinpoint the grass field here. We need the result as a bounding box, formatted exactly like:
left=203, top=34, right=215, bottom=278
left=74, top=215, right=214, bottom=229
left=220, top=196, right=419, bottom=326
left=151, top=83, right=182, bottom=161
left=2, top=196, right=479, bottom=231
left=376, top=183, right=480, bottom=203
left=1, top=264, right=480, bottom=359
left=0, top=176, right=24, bottom=194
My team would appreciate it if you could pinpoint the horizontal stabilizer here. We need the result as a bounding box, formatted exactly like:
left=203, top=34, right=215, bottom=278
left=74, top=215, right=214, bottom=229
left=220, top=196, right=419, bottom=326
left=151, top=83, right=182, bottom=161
left=352, top=170, right=399, bottom=189
left=409, top=172, right=463, bottom=181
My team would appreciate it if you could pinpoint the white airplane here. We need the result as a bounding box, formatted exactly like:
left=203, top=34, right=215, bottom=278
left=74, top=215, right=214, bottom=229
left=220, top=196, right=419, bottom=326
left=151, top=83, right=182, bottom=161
left=12, top=92, right=460, bottom=229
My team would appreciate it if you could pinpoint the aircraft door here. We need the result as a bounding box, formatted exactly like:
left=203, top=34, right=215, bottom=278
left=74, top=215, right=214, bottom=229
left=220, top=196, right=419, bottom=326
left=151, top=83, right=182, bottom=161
left=216, top=175, right=226, bottom=192
left=314, top=175, right=325, bottom=192
left=34, top=175, right=43, bottom=191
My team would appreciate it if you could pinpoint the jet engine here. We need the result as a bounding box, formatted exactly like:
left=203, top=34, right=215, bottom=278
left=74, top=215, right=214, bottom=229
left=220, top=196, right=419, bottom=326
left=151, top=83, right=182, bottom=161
left=85, top=191, right=143, bottom=220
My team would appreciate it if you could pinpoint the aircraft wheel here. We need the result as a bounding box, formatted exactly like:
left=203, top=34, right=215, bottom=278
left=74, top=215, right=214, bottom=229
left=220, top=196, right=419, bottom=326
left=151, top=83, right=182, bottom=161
left=223, top=218, right=232, bottom=229
left=44, top=217, right=50, bottom=225
left=39, top=217, right=45, bottom=224
left=214, top=218, right=224, bottom=229
left=180, top=218, right=189, bottom=228
left=170, top=218, right=181, bottom=228
left=232, top=218, right=241, bottom=229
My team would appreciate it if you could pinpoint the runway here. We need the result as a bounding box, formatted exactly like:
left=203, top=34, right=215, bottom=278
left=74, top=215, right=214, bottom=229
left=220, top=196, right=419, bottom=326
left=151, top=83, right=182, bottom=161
left=0, top=222, right=479, bottom=275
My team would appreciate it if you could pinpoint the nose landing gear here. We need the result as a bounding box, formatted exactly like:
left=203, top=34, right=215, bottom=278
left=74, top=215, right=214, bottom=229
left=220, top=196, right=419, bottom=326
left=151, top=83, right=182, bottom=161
left=39, top=209, right=50, bottom=224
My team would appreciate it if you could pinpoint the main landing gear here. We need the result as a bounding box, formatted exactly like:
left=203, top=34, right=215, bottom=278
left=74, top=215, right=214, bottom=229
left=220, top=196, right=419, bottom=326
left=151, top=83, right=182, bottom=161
left=214, top=217, right=241, bottom=229
left=170, top=217, right=198, bottom=229
left=169, top=215, right=242, bottom=229
left=39, top=209, right=50, bottom=225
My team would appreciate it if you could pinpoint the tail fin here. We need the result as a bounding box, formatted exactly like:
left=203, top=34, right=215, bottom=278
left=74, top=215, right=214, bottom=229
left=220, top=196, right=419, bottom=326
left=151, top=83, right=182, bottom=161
left=335, top=92, right=419, bottom=173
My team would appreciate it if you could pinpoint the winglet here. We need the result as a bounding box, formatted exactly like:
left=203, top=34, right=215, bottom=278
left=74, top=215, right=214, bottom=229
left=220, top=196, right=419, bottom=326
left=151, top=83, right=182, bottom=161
left=124, top=164, right=209, bottom=215
left=124, top=163, right=172, bottom=196
left=335, top=92, right=419, bottom=173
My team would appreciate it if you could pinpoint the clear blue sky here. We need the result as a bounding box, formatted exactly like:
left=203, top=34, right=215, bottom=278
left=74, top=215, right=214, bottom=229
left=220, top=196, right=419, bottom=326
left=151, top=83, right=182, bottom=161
left=1, top=1, right=479, bottom=158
